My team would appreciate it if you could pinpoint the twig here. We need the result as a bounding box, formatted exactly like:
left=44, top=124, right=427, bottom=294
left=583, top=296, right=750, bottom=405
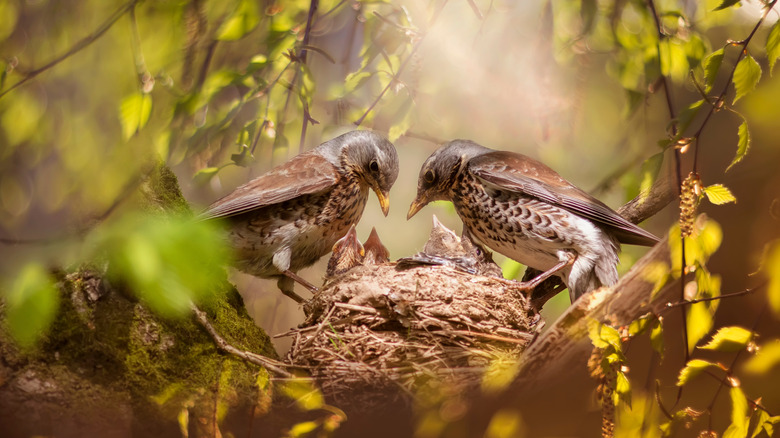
left=190, top=303, right=293, bottom=378
left=0, top=0, right=139, bottom=99
left=646, top=0, right=689, bottom=398
left=353, top=0, right=449, bottom=127
left=661, top=284, right=764, bottom=311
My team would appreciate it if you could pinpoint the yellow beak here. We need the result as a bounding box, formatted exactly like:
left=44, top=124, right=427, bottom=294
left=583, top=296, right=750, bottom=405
left=373, top=188, right=391, bottom=216
left=406, top=196, right=427, bottom=220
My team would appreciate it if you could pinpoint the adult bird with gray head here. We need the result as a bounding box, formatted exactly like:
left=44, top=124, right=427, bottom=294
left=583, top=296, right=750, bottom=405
left=200, top=130, right=399, bottom=303
left=407, top=139, right=659, bottom=303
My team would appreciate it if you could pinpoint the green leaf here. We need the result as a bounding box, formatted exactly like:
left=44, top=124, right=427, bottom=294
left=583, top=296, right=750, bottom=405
left=723, top=386, right=749, bottom=438
left=100, top=214, right=230, bottom=316
left=714, top=0, right=741, bottom=11
left=687, top=301, right=714, bottom=352
left=703, top=184, right=736, bottom=205
left=703, top=48, right=724, bottom=92
left=743, top=340, right=780, bottom=374
left=677, top=359, right=718, bottom=386
left=677, top=99, right=704, bottom=134
left=767, top=241, right=780, bottom=315
left=699, top=326, right=754, bottom=352
left=193, top=166, right=220, bottom=186
left=613, top=370, right=631, bottom=407
left=344, top=71, right=372, bottom=94
left=216, top=0, right=259, bottom=41
left=767, top=19, right=780, bottom=74
left=732, top=54, right=761, bottom=104
left=641, top=261, right=671, bottom=298
left=4, top=264, right=60, bottom=347
left=119, top=92, right=153, bottom=140
left=588, top=320, right=622, bottom=350
left=288, top=421, right=319, bottom=437
left=650, top=318, right=664, bottom=359
left=727, top=121, right=750, bottom=171
left=280, top=379, right=324, bottom=411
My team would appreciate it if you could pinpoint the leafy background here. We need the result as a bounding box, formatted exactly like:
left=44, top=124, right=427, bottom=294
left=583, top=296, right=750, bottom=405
left=1, top=0, right=780, bottom=436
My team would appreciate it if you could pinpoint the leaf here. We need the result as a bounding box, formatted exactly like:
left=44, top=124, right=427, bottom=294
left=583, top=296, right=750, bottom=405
left=727, top=121, right=750, bottom=171
left=766, top=241, right=780, bottom=315
left=216, top=0, right=259, bottom=41
left=687, top=301, right=714, bottom=353
left=677, top=359, right=718, bottom=386
left=193, top=166, right=220, bottom=186
left=588, top=320, right=622, bottom=350
left=650, top=318, right=664, bottom=359
left=743, top=340, right=780, bottom=374
left=767, top=19, right=780, bottom=75
left=119, top=92, right=153, bottom=140
left=703, top=48, right=724, bottom=92
left=714, top=0, right=741, bottom=11
left=677, top=99, right=704, bottom=135
left=4, top=264, right=59, bottom=347
left=699, top=326, right=754, bottom=352
left=723, top=386, right=749, bottom=438
left=100, top=214, right=231, bottom=316
left=732, top=54, right=761, bottom=104
left=288, top=421, right=319, bottom=437
left=344, top=71, right=372, bottom=94
left=703, top=184, right=736, bottom=205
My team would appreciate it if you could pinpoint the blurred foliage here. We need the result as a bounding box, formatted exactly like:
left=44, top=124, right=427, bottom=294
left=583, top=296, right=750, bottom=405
left=1, top=0, right=780, bottom=436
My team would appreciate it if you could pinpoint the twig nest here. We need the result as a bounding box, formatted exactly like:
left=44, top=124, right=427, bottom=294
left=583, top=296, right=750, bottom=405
left=283, top=217, right=541, bottom=406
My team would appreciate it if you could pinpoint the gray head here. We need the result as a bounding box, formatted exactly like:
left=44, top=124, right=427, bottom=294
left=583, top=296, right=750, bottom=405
left=407, top=140, right=492, bottom=219
left=318, top=130, right=399, bottom=216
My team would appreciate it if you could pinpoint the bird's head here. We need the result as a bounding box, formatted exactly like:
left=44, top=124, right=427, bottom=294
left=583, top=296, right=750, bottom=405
left=333, top=131, right=399, bottom=216
left=407, top=140, right=491, bottom=220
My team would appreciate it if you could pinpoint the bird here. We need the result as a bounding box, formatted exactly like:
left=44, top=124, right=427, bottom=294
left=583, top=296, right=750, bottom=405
left=200, top=130, right=399, bottom=303
left=362, top=227, right=390, bottom=265
left=326, top=224, right=365, bottom=277
left=407, top=140, right=659, bottom=302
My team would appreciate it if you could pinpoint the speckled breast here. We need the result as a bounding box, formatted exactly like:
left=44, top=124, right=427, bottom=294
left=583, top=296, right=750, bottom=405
left=450, top=170, right=576, bottom=272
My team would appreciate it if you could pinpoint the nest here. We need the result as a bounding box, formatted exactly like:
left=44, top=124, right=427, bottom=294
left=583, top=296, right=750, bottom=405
left=283, top=260, right=539, bottom=406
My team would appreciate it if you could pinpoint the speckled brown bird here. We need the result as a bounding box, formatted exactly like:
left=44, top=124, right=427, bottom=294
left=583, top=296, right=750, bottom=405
left=407, top=140, right=659, bottom=302
left=201, top=130, right=399, bottom=302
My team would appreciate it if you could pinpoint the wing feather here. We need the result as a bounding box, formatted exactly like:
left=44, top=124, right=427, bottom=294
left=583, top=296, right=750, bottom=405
left=199, top=152, right=339, bottom=220
left=469, top=151, right=659, bottom=246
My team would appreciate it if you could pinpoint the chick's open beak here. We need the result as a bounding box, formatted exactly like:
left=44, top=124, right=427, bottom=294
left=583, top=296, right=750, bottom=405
left=407, top=195, right=428, bottom=220
left=373, top=188, right=391, bottom=216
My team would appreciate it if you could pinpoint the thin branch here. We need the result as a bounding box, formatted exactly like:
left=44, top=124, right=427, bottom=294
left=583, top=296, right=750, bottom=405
left=0, top=0, right=139, bottom=99
left=298, top=0, right=320, bottom=152
left=661, top=283, right=765, bottom=311
left=646, top=0, right=689, bottom=396
left=353, top=0, right=449, bottom=127
left=191, top=303, right=294, bottom=378
left=689, top=0, right=778, bottom=173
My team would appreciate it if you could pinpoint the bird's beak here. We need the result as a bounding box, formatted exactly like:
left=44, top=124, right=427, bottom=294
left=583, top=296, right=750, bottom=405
left=407, top=194, right=428, bottom=220
left=372, top=187, right=391, bottom=216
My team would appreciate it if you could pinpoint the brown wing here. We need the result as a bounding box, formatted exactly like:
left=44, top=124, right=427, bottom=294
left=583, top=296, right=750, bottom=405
left=468, top=151, right=659, bottom=246
left=199, top=152, right=339, bottom=220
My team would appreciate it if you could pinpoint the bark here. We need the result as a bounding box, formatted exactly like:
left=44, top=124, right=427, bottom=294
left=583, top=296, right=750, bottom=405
left=0, top=163, right=277, bottom=438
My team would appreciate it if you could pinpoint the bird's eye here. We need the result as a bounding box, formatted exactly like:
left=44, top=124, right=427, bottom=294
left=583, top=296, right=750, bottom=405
left=369, top=160, right=379, bottom=173
left=424, top=169, right=436, bottom=184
